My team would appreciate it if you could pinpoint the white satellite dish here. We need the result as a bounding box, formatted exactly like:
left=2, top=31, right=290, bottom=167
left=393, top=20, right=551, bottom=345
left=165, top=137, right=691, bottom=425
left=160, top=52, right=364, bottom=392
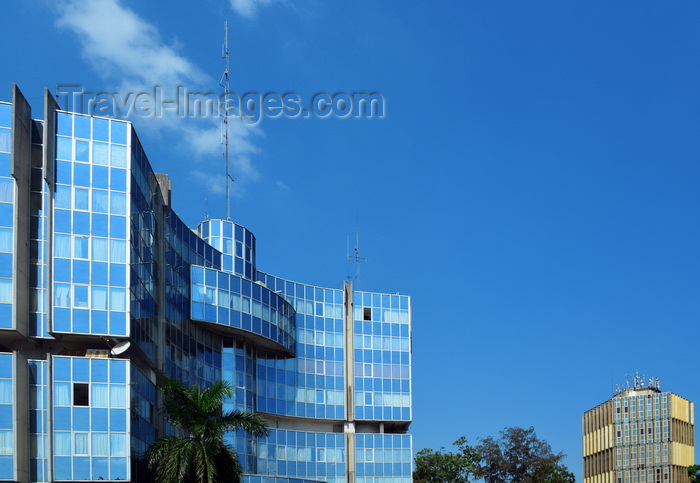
left=110, top=341, right=131, bottom=356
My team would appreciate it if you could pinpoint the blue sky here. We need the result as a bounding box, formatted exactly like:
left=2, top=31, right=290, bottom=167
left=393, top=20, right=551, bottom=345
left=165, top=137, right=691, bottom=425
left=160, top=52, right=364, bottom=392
left=2, top=0, right=700, bottom=478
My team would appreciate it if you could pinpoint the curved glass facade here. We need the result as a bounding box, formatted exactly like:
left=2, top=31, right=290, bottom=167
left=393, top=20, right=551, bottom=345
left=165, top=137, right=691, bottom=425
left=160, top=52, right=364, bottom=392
left=0, top=86, right=412, bottom=482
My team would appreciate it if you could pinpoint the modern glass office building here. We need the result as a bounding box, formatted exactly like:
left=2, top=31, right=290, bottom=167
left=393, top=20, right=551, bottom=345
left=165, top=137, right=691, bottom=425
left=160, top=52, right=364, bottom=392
left=0, top=84, right=412, bottom=482
left=583, top=377, right=694, bottom=483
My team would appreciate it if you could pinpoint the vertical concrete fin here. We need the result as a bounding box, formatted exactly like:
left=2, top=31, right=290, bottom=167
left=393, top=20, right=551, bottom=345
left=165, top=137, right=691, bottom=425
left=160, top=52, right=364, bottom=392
left=13, top=351, right=28, bottom=483
left=43, top=89, right=58, bottom=335
left=344, top=281, right=356, bottom=482
left=11, top=84, right=31, bottom=337
left=43, top=88, right=58, bottom=185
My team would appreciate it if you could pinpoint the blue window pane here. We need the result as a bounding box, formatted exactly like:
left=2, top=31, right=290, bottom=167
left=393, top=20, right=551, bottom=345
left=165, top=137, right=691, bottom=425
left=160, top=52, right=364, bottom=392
left=109, top=311, right=126, bottom=335
left=73, top=407, right=90, bottom=431
left=53, top=407, right=71, bottom=430
left=111, top=168, right=126, bottom=191
left=74, top=115, right=90, bottom=139
left=0, top=454, right=12, bottom=479
left=73, top=162, right=90, bottom=187
left=75, top=187, right=89, bottom=210
left=93, top=142, right=109, bottom=166
left=0, top=154, right=8, bottom=177
left=75, top=140, right=89, bottom=162
left=111, top=121, right=127, bottom=145
left=0, top=381, right=10, bottom=404
left=53, top=358, right=71, bottom=381
left=110, top=192, right=126, bottom=215
left=0, top=129, right=9, bottom=154
left=92, top=190, right=108, bottom=213
left=0, top=104, right=11, bottom=129
left=110, top=216, right=126, bottom=239
left=54, top=455, right=72, bottom=479
left=91, top=262, right=108, bottom=285
left=56, top=137, right=72, bottom=161
left=109, top=409, right=126, bottom=432
left=73, top=260, right=89, bottom=284
left=73, top=212, right=90, bottom=236
left=0, top=405, right=10, bottom=429
left=92, top=165, right=109, bottom=189
left=56, top=112, right=72, bottom=136
left=110, top=457, right=127, bottom=480
left=92, top=408, right=108, bottom=431
left=72, top=309, right=90, bottom=334
left=92, top=213, right=109, bottom=237
left=92, top=310, right=108, bottom=333
left=110, top=361, right=126, bottom=383
left=91, top=359, right=108, bottom=382
left=72, top=358, right=89, bottom=382
left=53, top=308, right=71, bottom=331
left=53, top=209, right=71, bottom=233
left=73, top=457, right=90, bottom=479
left=92, top=457, right=109, bottom=480
left=93, top=118, right=109, bottom=142
left=110, top=145, right=127, bottom=167
left=109, top=264, right=125, bottom=286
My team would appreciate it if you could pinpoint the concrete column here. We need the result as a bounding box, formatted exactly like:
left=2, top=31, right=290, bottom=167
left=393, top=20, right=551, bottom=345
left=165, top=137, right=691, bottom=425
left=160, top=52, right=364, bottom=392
left=344, top=282, right=355, bottom=482
left=11, top=84, right=31, bottom=338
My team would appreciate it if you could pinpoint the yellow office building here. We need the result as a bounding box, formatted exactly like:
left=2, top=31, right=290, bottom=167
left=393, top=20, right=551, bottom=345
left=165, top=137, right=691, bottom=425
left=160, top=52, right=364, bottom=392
left=583, top=380, right=694, bottom=483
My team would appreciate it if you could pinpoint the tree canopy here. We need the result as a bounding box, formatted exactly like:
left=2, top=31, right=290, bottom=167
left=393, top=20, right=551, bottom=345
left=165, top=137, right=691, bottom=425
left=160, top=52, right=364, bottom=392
left=688, top=464, right=700, bottom=483
left=413, top=436, right=481, bottom=483
left=414, top=426, right=574, bottom=483
left=146, top=377, right=269, bottom=483
left=475, top=426, right=574, bottom=483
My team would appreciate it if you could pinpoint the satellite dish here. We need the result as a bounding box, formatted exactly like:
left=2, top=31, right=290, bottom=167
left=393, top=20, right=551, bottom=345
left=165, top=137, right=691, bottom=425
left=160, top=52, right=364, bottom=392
left=110, top=341, right=131, bottom=356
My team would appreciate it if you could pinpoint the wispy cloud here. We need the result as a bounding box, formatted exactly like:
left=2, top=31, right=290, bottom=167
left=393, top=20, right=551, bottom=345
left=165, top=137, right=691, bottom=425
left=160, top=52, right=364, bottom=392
left=55, top=0, right=204, bottom=88
left=229, top=0, right=281, bottom=18
left=53, top=0, right=260, bottom=185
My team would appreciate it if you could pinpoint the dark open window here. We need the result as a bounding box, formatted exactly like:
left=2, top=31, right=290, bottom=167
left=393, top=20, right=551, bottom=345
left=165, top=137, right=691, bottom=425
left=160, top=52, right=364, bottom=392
left=73, top=383, right=89, bottom=406
left=363, top=307, right=372, bottom=321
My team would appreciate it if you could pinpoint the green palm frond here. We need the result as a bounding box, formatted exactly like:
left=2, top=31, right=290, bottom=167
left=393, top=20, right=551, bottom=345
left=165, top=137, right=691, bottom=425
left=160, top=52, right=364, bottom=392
left=146, top=377, right=269, bottom=483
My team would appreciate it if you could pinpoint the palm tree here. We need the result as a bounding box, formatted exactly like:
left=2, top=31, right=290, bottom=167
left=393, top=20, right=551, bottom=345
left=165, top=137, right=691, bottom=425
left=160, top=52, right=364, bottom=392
left=146, top=377, right=269, bottom=483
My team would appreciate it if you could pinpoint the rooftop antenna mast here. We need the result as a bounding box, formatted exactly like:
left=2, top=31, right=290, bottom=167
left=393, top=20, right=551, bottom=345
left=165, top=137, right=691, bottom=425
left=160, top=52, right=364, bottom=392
left=347, top=218, right=366, bottom=290
left=220, top=15, right=233, bottom=220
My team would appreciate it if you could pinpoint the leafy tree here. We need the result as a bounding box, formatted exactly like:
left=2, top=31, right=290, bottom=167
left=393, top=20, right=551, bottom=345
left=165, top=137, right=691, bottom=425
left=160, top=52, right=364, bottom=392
left=146, top=377, right=269, bottom=483
left=688, top=464, right=700, bottom=483
left=413, top=436, right=481, bottom=483
left=474, top=426, right=574, bottom=483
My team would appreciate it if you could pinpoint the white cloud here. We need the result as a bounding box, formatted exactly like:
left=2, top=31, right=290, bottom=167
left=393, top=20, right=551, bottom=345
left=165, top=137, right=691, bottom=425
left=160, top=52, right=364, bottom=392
left=53, top=0, right=261, bottom=186
left=55, top=0, right=204, bottom=87
left=191, top=170, right=226, bottom=195
left=229, top=0, right=281, bottom=18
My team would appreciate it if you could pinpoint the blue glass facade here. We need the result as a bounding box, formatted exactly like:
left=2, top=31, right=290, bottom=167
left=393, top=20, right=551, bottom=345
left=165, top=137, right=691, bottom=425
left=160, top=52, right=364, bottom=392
left=0, top=86, right=412, bottom=482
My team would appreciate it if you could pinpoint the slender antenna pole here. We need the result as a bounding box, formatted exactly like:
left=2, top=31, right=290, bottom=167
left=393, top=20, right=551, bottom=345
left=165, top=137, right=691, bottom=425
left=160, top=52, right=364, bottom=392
left=221, top=17, right=232, bottom=220
left=347, top=218, right=366, bottom=290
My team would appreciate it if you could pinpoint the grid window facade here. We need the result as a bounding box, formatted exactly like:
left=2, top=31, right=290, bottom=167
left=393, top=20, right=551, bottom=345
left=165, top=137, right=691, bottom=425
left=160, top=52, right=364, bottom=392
left=353, top=292, right=411, bottom=422
left=200, top=219, right=256, bottom=278
left=190, top=266, right=296, bottom=352
left=0, top=353, right=13, bottom=480
left=29, top=119, right=49, bottom=337
left=28, top=360, right=48, bottom=482
left=255, top=276, right=346, bottom=420
left=52, top=112, right=130, bottom=336
left=52, top=356, right=130, bottom=481
left=256, top=429, right=346, bottom=483
left=0, top=88, right=413, bottom=483
left=0, top=103, right=13, bottom=328
left=355, top=433, right=413, bottom=482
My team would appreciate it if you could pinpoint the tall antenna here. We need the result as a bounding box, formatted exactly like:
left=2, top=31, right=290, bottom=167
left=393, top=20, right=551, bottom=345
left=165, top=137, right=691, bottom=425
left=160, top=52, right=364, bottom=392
left=347, top=218, right=366, bottom=290
left=220, top=16, right=233, bottom=220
